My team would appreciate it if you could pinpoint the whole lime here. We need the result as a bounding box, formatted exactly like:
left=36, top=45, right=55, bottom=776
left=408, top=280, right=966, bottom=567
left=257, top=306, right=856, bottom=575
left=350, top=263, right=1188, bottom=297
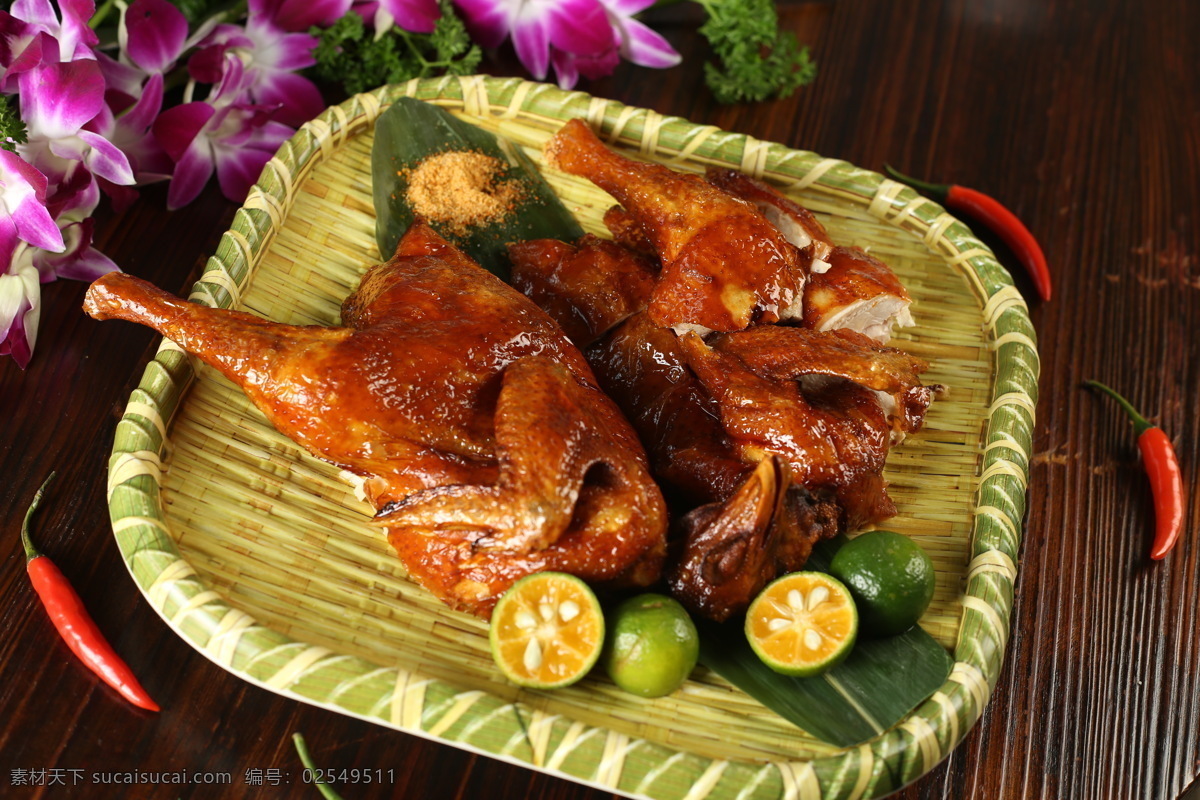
left=828, top=530, right=936, bottom=637
left=602, top=594, right=699, bottom=698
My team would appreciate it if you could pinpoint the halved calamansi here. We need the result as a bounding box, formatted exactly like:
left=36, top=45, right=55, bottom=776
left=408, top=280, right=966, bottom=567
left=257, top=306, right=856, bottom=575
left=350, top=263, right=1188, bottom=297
left=489, top=572, right=605, bottom=689
left=744, top=571, right=858, bottom=677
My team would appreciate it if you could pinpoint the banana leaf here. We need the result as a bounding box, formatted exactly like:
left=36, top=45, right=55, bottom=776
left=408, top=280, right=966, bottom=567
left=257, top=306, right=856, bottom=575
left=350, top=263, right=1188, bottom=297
left=697, top=536, right=954, bottom=747
left=371, top=97, right=584, bottom=279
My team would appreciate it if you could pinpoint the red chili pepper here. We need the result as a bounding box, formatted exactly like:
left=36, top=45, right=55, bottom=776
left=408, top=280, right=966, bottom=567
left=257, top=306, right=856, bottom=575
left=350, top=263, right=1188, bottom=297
left=20, top=473, right=160, bottom=712
left=1084, top=381, right=1185, bottom=560
left=884, top=165, right=1052, bottom=302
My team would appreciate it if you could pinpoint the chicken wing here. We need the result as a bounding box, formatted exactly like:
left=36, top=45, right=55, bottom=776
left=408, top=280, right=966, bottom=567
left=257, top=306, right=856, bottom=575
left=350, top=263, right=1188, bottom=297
left=84, top=221, right=668, bottom=617
left=544, top=119, right=800, bottom=332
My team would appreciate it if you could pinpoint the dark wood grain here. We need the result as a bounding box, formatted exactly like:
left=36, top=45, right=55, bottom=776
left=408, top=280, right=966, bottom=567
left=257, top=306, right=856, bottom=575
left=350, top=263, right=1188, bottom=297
left=2, top=1, right=1198, bottom=798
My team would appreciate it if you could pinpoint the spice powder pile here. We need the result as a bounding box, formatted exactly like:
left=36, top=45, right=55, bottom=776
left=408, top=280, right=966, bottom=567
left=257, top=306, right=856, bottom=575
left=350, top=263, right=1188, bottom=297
left=405, top=150, right=522, bottom=235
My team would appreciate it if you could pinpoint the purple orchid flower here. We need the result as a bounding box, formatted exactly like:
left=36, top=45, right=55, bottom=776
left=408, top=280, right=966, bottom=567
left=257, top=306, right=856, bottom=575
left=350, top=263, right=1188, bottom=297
left=0, top=0, right=99, bottom=92
left=18, top=59, right=136, bottom=190
left=353, top=0, right=441, bottom=35
left=455, top=0, right=614, bottom=83
left=87, top=72, right=172, bottom=211
left=454, top=0, right=678, bottom=88
left=153, top=54, right=294, bottom=209
left=17, top=175, right=116, bottom=283
left=190, top=0, right=324, bottom=127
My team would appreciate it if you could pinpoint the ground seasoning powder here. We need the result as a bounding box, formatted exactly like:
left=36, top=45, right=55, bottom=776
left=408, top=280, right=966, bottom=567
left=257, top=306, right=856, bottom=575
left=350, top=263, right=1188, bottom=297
left=405, top=150, right=522, bottom=235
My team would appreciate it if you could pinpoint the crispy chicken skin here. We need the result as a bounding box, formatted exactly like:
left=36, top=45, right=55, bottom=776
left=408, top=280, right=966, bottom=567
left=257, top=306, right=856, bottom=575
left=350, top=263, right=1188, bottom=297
left=84, top=221, right=667, bottom=618
left=705, top=167, right=834, bottom=277
left=509, top=235, right=928, bottom=618
left=544, top=119, right=800, bottom=332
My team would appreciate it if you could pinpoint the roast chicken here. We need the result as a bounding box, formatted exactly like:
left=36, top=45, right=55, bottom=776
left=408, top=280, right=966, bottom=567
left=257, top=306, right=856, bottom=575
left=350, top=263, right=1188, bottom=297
left=510, top=235, right=931, bottom=620
left=83, top=220, right=668, bottom=618
left=512, top=121, right=936, bottom=620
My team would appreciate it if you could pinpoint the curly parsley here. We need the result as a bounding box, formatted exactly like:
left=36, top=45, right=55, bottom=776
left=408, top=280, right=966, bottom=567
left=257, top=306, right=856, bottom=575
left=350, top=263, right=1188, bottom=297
left=310, top=2, right=480, bottom=97
left=695, top=0, right=817, bottom=103
left=0, top=95, right=27, bottom=153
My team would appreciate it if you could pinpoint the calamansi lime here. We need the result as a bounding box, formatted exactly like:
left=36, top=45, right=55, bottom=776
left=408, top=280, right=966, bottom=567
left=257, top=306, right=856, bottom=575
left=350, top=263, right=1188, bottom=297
left=744, top=572, right=858, bottom=676
left=489, top=572, right=605, bottom=689
left=828, top=530, right=936, bottom=637
left=602, top=594, right=699, bottom=698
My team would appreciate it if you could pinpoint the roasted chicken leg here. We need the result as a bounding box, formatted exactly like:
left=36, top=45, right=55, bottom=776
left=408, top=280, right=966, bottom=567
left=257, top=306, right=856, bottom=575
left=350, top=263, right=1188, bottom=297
left=84, top=221, right=668, bottom=617
left=545, top=119, right=801, bottom=333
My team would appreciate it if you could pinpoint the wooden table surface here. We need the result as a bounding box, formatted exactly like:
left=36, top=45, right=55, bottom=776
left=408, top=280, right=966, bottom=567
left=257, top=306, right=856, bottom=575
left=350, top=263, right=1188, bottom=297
left=2, top=1, right=1198, bottom=798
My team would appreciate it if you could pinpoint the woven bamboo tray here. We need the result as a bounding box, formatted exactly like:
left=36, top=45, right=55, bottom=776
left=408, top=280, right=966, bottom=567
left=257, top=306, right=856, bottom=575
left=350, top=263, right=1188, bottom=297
left=106, top=75, right=1038, bottom=799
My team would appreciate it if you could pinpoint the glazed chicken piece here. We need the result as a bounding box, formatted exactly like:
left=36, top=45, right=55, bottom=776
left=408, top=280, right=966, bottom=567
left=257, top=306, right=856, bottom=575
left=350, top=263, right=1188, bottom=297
left=706, top=167, right=833, bottom=276
left=510, top=236, right=929, bottom=619
left=707, top=168, right=914, bottom=343
left=544, top=119, right=800, bottom=333
left=84, top=221, right=668, bottom=618
left=670, top=458, right=838, bottom=621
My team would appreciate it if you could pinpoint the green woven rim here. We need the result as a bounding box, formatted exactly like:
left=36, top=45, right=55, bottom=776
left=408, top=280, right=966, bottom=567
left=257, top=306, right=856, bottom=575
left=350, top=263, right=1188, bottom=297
left=105, top=75, right=1038, bottom=800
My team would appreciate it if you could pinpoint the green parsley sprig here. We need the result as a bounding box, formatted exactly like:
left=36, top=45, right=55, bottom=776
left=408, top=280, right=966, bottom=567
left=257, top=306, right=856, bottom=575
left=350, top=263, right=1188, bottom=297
left=693, top=0, right=817, bottom=103
left=0, top=95, right=28, bottom=153
left=310, top=1, right=480, bottom=97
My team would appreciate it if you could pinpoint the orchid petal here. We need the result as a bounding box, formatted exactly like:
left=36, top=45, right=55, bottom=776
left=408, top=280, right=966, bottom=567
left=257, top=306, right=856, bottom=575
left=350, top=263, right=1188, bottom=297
left=7, top=185, right=65, bottom=251
left=118, top=72, right=165, bottom=134
left=186, top=41, right=229, bottom=85
left=0, top=265, right=40, bottom=368
left=605, top=0, right=656, bottom=13
left=265, top=29, right=320, bottom=71
left=153, top=101, right=216, bottom=162
left=74, top=130, right=136, bottom=185
left=511, top=16, right=551, bottom=80
left=95, top=50, right=145, bottom=100
left=0, top=149, right=63, bottom=252
left=124, top=0, right=189, bottom=73
left=52, top=243, right=118, bottom=281
left=57, top=0, right=100, bottom=55
left=98, top=180, right=141, bottom=213
left=252, top=71, right=323, bottom=127
left=10, top=0, right=58, bottom=30
left=19, top=60, right=105, bottom=139
left=545, top=0, right=613, bottom=55
left=549, top=49, right=579, bottom=90
left=0, top=30, right=56, bottom=93
left=43, top=218, right=119, bottom=281
left=380, top=0, right=440, bottom=33
left=166, top=144, right=214, bottom=210
left=615, top=16, right=680, bottom=68
left=214, top=143, right=273, bottom=204
left=255, top=0, right=353, bottom=32
left=453, top=0, right=513, bottom=48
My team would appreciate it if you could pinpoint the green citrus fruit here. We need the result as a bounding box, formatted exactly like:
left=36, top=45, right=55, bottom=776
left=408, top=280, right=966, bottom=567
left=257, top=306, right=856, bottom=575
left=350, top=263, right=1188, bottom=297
left=828, top=530, right=936, bottom=637
left=602, top=594, right=699, bottom=698
left=489, top=572, right=605, bottom=689
left=744, top=571, right=858, bottom=676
